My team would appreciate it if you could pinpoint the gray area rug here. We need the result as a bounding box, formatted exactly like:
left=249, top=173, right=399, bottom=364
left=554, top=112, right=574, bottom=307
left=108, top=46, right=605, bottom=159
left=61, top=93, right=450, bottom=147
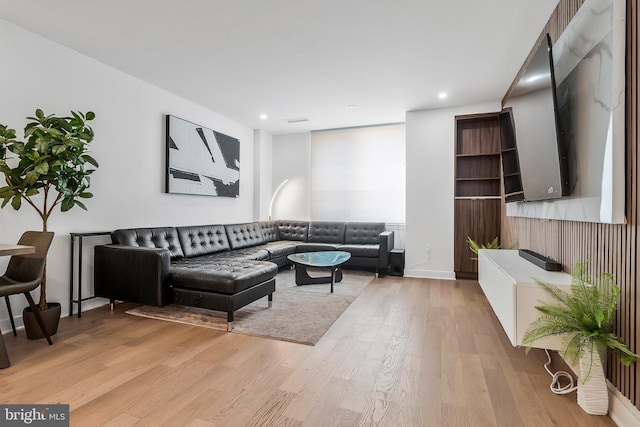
left=126, top=269, right=374, bottom=345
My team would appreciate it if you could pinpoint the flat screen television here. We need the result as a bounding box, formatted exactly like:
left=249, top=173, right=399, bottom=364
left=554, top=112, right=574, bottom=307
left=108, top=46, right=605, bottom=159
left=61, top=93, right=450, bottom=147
left=501, top=33, right=570, bottom=202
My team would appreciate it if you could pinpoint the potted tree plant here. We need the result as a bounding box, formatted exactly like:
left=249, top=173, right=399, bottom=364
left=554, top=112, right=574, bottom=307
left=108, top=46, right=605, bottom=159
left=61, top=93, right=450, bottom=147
left=0, top=108, right=98, bottom=338
left=522, top=260, right=639, bottom=415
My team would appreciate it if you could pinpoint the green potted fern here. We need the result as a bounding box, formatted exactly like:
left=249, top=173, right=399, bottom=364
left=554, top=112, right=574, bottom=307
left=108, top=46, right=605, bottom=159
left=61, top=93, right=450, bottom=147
left=522, top=260, right=638, bottom=415
left=0, top=109, right=98, bottom=339
left=467, top=236, right=502, bottom=260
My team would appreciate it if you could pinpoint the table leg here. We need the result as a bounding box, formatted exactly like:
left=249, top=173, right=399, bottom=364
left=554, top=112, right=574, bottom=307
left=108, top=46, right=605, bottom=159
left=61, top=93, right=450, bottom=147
left=334, top=268, right=343, bottom=283
left=0, top=334, right=10, bottom=369
left=295, top=265, right=334, bottom=285
left=69, top=235, right=76, bottom=317
left=78, top=235, right=83, bottom=318
left=330, top=268, right=344, bottom=293
left=294, top=265, right=344, bottom=292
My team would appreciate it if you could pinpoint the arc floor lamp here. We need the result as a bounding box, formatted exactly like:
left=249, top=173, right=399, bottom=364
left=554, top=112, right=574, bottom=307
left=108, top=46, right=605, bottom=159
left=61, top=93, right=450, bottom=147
left=268, top=179, right=289, bottom=220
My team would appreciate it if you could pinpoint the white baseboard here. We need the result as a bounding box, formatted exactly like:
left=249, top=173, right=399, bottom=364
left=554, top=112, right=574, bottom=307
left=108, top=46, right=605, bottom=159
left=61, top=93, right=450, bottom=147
left=1, top=298, right=109, bottom=335
left=71, top=298, right=110, bottom=315
left=403, top=269, right=455, bottom=280
left=608, top=380, right=640, bottom=426
left=0, top=317, right=18, bottom=335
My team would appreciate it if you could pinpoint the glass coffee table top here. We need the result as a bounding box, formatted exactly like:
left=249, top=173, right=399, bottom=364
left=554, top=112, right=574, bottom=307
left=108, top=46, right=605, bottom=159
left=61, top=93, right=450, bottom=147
left=287, top=251, right=351, bottom=267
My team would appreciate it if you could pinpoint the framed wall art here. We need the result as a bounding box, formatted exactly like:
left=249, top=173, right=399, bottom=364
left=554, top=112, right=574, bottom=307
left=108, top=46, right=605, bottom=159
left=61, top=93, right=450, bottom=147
left=165, top=115, right=240, bottom=197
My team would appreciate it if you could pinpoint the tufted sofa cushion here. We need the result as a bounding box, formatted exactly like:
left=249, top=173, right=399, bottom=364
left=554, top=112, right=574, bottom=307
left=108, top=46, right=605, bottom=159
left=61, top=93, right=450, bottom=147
left=257, top=241, right=298, bottom=258
left=296, top=243, right=338, bottom=252
left=337, top=243, right=379, bottom=257
left=259, top=221, right=279, bottom=242
left=176, top=225, right=230, bottom=257
left=277, top=220, right=308, bottom=241
left=112, top=227, right=184, bottom=260
left=209, top=247, right=270, bottom=261
left=171, top=260, right=277, bottom=294
left=225, top=223, right=265, bottom=250
left=308, top=221, right=346, bottom=244
left=344, top=222, right=386, bottom=245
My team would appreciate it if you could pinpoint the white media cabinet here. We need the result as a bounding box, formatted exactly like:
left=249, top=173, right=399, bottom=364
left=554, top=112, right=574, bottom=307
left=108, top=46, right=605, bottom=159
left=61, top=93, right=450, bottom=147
left=478, top=249, right=573, bottom=350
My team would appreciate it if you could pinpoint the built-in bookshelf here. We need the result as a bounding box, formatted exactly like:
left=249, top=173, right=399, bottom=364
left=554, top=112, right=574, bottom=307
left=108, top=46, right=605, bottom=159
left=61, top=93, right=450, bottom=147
left=454, top=113, right=502, bottom=279
left=455, top=116, right=501, bottom=199
left=498, top=109, right=524, bottom=202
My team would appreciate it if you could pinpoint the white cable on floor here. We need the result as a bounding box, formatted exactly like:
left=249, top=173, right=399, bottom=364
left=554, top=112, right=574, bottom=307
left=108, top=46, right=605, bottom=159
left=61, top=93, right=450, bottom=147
left=544, top=348, right=578, bottom=394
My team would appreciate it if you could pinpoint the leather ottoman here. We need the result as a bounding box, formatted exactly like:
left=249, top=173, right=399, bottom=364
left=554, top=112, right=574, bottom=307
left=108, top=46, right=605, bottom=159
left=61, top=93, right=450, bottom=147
left=171, top=260, right=277, bottom=331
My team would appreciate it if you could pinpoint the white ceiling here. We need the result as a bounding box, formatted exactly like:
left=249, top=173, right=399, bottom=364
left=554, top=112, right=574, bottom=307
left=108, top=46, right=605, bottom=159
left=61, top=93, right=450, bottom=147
left=0, top=0, right=560, bottom=134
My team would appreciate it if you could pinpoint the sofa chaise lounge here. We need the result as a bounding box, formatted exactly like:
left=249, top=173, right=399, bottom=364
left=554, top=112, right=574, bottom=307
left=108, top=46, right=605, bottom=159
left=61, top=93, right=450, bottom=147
left=94, top=220, right=394, bottom=330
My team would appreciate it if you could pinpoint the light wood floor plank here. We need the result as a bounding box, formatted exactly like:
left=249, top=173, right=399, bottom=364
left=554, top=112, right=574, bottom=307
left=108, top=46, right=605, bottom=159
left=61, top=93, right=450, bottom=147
left=0, top=276, right=617, bottom=426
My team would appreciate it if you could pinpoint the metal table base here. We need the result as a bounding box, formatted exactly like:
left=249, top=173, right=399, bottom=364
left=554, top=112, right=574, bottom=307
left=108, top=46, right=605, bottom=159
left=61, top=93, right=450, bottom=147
left=69, top=231, right=111, bottom=318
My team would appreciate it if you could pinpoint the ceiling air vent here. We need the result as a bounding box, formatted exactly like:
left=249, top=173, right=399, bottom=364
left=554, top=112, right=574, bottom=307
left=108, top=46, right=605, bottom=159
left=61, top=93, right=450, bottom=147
left=285, top=117, right=309, bottom=123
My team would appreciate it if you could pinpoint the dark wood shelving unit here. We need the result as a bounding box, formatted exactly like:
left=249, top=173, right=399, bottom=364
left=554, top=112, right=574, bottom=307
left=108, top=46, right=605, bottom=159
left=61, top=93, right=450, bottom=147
left=498, top=109, right=524, bottom=202
left=456, top=153, right=500, bottom=158
left=454, top=113, right=502, bottom=279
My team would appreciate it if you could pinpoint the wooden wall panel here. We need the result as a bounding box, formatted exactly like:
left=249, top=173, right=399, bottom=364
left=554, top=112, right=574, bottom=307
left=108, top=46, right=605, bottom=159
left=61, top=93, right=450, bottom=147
left=501, top=0, right=640, bottom=410
left=630, top=0, right=639, bottom=404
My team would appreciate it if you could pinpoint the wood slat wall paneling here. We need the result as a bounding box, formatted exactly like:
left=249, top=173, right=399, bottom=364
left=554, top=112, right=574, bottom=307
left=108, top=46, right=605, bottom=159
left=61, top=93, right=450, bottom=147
left=630, top=0, right=638, bottom=405
left=501, top=0, right=640, bottom=411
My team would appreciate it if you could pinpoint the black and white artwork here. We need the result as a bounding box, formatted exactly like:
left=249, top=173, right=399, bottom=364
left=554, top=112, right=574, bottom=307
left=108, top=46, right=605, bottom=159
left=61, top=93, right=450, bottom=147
left=166, top=115, right=240, bottom=197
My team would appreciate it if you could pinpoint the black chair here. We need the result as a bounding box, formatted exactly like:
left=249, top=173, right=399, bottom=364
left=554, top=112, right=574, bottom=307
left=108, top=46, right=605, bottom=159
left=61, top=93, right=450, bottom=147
left=0, top=231, right=55, bottom=345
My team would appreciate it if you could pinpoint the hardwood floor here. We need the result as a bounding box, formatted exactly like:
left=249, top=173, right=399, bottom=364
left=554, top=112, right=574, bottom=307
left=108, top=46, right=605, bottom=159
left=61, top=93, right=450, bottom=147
left=0, top=276, right=617, bottom=426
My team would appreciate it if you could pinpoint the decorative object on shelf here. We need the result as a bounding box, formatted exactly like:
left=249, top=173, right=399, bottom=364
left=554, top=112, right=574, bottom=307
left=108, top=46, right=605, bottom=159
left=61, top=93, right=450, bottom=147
left=522, top=260, right=639, bottom=415
left=166, top=115, right=240, bottom=197
left=0, top=108, right=98, bottom=337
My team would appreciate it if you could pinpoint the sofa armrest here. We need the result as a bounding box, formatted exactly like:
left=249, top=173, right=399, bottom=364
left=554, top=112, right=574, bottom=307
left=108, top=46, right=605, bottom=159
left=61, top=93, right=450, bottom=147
left=378, top=230, right=395, bottom=270
left=94, top=244, right=172, bottom=306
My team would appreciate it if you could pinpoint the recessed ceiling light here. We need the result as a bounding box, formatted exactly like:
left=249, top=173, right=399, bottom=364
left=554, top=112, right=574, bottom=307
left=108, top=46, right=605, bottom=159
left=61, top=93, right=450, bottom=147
left=260, top=114, right=268, bottom=120
left=438, top=92, right=448, bottom=100
left=348, top=105, right=355, bottom=108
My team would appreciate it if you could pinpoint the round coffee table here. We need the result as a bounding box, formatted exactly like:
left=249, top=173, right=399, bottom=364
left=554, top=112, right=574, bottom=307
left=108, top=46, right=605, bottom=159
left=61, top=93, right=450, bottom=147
left=287, top=251, right=351, bottom=293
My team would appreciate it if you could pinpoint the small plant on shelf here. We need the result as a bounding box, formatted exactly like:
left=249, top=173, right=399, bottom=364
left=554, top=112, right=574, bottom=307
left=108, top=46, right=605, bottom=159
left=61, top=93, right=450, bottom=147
left=467, top=236, right=502, bottom=260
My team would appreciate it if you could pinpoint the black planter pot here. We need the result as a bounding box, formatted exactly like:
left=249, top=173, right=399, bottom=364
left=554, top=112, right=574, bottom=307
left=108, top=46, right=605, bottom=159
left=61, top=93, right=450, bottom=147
left=23, top=302, right=61, bottom=340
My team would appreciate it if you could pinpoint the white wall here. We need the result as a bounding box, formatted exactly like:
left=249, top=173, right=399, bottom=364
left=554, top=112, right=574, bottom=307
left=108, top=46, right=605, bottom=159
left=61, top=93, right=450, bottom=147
left=253, top=130, right=273, bottom=220
left=0, top=19, right=257, bottom=332
left=271, top=106, right=507, bottom=280
left=405, top=102, right=501, bottom=279
left=271, top=133, right=311, bottom=220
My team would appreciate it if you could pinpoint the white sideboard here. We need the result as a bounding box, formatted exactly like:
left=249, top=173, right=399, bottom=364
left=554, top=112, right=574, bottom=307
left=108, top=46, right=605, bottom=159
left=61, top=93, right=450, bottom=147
left=478, top=249, right=573, bottom=350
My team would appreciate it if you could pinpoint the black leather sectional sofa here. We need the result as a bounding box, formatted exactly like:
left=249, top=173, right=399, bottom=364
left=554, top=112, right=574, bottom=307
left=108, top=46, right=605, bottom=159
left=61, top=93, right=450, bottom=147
left=94, top=220, right=394, bottom=330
